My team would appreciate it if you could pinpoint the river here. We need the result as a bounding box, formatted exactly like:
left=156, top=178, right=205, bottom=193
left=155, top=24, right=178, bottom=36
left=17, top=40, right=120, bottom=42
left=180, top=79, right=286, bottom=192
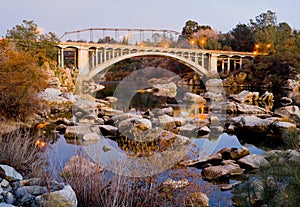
left=47, top=80, right=299, bottom=207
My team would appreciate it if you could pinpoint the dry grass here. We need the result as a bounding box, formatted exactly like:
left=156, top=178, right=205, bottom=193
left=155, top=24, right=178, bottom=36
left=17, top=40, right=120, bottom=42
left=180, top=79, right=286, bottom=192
left=61, top=159, right=159, bottom=207
left=0, top=127, right=47, bottom=178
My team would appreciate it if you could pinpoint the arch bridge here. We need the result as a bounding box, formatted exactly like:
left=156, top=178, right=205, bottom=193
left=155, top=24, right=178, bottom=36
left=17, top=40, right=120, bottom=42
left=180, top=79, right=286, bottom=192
left=56, top=41, right=255, bottom=80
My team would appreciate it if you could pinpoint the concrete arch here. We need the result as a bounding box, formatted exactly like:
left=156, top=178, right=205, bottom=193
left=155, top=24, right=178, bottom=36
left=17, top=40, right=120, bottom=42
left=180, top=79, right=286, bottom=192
left=85, top=52, right=209, bottom=80
left=57, top=44, right=81, bottom=49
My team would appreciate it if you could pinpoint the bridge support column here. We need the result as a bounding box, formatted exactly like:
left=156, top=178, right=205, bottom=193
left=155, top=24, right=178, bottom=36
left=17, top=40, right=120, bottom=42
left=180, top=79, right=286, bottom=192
left=239, top=58, right=242, bottom=69
left=234, top=60, right=237, bottom=70
left=222, top=59, right=225, bottom=73
left=227, top=57, right=230, bottom=72
left=210, top=54, right=218, bottom=74
left=78, top=48, right=89, bottom=71
left=201, top=54, right=205, bottom=68
left=104, top=48, right=107, bottom=62
left=99, top=51, right=103, bottom=63
left=58, top=48, right=64, bottom=68
left=96, top=49, right=99, bottom=66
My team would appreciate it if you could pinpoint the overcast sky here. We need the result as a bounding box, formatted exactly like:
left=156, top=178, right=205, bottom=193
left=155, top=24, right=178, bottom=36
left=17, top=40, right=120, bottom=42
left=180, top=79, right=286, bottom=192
left=1, top=0, right=299, bottom=39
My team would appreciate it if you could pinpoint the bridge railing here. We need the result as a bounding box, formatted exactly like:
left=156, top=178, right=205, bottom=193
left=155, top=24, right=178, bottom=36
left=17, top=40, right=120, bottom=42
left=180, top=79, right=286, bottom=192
left=59, top=27, right=204, bottom=50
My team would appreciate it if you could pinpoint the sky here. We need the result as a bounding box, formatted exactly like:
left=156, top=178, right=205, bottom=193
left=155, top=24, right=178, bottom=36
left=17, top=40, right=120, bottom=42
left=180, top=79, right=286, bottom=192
left=1, top=0, right=300, bottom=39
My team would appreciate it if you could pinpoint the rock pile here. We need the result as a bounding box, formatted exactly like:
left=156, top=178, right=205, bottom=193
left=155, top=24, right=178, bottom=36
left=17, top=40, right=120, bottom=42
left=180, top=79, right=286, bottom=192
left=181, top=146, right=268, bottom=186
left=0, top=164, right=77, bottom=207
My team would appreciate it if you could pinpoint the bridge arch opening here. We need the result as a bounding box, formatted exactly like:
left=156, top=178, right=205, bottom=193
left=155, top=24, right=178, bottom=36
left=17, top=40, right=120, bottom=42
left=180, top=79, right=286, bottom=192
left=56, top=46, right=78, bottom=69
left=85, top=52, right=210, bottom=82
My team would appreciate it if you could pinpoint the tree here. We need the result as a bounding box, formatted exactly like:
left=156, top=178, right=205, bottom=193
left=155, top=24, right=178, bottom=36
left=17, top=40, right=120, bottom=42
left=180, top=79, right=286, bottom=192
left=152, top=33, right=161, bottom=46
left=205, top=39, right=221, bottom=50
left=6, top=20, right=59, bottom=61
left=230, top=23, right=254, bottom=51
left=250, top=11, right=278, bottom=53
left=275, top=22, right=292, bottom=49
left=250, top=10, right=277, bottom=29
left=0, top=39, right=48, bottom=121
left=192, top=28, right=219, bottom=49
left=218, top=33, right=233, bottom=50
left=181, top=20, right=201, bottom=40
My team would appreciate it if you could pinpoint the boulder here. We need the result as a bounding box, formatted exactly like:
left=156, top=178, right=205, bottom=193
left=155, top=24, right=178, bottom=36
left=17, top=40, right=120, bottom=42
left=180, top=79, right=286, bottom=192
left=241, top=115, right=262, bottom=127
left=2, top=192, right=15, bottom=205
left=184, top=192, right=209, bottom=207
left=229, top=147, right=250, bottom=160
left=223, top=101, right=237, bottom=114
left=65, top=125, right=94, bottom=139
left=203, top=92, right=223, bottom=102
left=100, top=107, right=123, bottom=117
left=152, top=82, right=177, bottom=98
left=158, top=115, right=176, bottom=131
left=218, top=147, right=250, bottom=160
left=152, top=107, right=174, bottom=116
left=181, top=153, right=223, bottom=168
left=205, top=79, right=223, bottom=87
left=61, top=155, right=102, bottom=178
left=274, top=105, right=300, bottom=126
left=173, top=117, right=189, bottom=127
left=209, top=115, right=220, bottom=126
left=237, top=154, right=269, bottom=170
left=0, top=165, right=23, bottom=182
left=178, top=124, right=199, bottom=137
left=183, top=92, right=206, bottom=104
left=0, top=179, right=9, bottom=188
left=159, top=178, right=189, bottom=191
left=202, top=164, right=245, bottom=181
left=118, top=118, right=152, bottom=135
left=99, top=125, right=118, bottom=136
left=39, top=88, right=63, bottom=100
left=110, top=113, right=143, bottom=125
left=272, top=121, right=296, bottom=130
left=211, top=101, right=237, bottom=114
left=230, top=90, right=254, bottom=103
left=14, top=186, right=47, bottom=197
left=236, top=103, right=269, bottom=114
left=33, top=185, right=77, bottom=207
left=20, top=178, right=42, bottom=187
left=82, top=132, right=100, bottom=141
left=198, top=126, right=211, bottom=136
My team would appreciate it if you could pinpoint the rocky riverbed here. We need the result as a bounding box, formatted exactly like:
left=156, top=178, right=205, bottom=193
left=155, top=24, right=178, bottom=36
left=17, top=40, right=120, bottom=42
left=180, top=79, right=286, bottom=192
left=3, top=76, right=299, bottom=206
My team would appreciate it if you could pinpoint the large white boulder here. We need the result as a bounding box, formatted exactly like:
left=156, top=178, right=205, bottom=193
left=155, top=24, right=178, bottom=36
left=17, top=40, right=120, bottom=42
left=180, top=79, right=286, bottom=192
left=34, top=185, right=77, bottom=207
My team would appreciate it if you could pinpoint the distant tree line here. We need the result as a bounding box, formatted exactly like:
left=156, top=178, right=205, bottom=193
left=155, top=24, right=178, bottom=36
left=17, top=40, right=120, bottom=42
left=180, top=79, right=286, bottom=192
left=180, top=10, right=300, bottom=54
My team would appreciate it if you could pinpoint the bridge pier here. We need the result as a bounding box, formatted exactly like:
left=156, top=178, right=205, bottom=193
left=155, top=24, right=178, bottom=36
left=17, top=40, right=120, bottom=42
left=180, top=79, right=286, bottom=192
left=78, top=48, right=89, bottom=71
left=58, top=48, right=64, bottom=68
left=210, top=54, right=218, bottom=74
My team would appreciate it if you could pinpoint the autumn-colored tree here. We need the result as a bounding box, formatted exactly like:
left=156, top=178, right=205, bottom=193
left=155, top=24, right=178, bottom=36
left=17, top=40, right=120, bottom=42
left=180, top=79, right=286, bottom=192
left=6, top=20, right=59, bottom=63
left=0, top=39, right=48, bottom=121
